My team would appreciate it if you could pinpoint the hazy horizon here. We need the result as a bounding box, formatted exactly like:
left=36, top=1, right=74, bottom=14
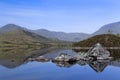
left=0, top=0, right=120, bottom=33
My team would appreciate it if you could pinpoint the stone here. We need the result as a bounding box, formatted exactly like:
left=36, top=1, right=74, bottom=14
left=27, top=56, right=50, bottom=62
left=35, top=56, right=50, bottom=62
left=52, top=53, right=77, bottom=62
left=87, top=43, right=111, bottom=60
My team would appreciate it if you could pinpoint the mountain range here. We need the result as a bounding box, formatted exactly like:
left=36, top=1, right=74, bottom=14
left=31, top=21, right=120, bottom=42
left=31, top=29, right=89, bottom=42
left=0, top=21, right=120, bottom=43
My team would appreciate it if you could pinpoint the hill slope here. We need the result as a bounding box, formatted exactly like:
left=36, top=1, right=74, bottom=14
left=93, top=21, right=120, bottom=35
left=32, top=29, right=89, bottom=42
left=0, top=24, right=51, bottom=48
left=73, top=34, right=120, bottom=47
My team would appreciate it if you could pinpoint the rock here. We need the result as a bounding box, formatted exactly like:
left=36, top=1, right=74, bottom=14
left=87, top=43, right=112, bottom=60
left=35, top=56, right=50, bottom=62
left=52, top=53, right=77, bottom=62
left=27, top=58, right=35, bottom=61
left=76, top=52, right=89, bottom=60
left=69, top=57, right=78, bottom=62
left=52, top=43, right=112, bottom=62
left=27, top=56, right=50, bottom=62
left=97, top=57, right=113, bottom=60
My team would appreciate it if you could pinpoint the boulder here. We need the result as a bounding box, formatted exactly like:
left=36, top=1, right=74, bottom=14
left=87, top=43, right=111, bottom=60
left=52, top=53, right=77, bottom=62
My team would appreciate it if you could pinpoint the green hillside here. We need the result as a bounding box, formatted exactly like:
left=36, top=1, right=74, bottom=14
left=73, top=34, right=120, bottom=47
left=0, top=29, right=52, bottom=48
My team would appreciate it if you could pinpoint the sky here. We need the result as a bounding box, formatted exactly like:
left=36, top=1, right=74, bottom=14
left=0, top=0, right=120, bottom=33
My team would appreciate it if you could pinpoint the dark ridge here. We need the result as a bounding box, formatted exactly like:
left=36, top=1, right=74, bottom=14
left=73, top=34, right=120, bottom=47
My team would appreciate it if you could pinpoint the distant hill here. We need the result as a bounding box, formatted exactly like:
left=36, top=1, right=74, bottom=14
left=0, top=24, right=26, bottom=33
left=0, top=24, right=52, bottom=48
left=32, top=29, right=89, bottom=42
left=31, top=21, right=120, bottom=42
left=73, top=34, right=120, bottom=47
left=93, top=21, right=120, bottom=36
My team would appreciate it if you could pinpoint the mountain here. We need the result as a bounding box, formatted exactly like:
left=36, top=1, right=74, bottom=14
left=32, top=29, right=89, bottom=42
left=32, top=21, right=120, bottom=42
left=0, top=24, right=52, bottom=48
left=73, top=34, right=120, bottom=47
left=1, top=21, right=120, bottom=44
left=0, top=24, right=27, bottom=33
left=93, top=21, right=120, bottom=35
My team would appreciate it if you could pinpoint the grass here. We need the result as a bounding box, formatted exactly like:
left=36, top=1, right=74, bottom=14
left=73, top=34, right=120, bottom=47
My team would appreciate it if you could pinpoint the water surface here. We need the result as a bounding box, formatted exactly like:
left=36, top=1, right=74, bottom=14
left=0, top=48, right=120, bottom=80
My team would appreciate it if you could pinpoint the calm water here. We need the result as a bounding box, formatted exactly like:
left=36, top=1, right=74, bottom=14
left=0, top=48, right=120, bottom=80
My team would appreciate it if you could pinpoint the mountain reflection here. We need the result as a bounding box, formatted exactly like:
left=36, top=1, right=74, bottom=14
left=0, top=48, right=120, bottom=73
left=0, top=48, right=62, bottom=68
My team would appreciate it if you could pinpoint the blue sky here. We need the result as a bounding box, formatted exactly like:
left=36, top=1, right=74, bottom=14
left=0, top=0, right=120, bottom=33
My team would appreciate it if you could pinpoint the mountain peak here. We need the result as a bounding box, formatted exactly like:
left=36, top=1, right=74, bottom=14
left=0, top=24, right=25, bottom=33
left=2, top=24, right=22, bottom=29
